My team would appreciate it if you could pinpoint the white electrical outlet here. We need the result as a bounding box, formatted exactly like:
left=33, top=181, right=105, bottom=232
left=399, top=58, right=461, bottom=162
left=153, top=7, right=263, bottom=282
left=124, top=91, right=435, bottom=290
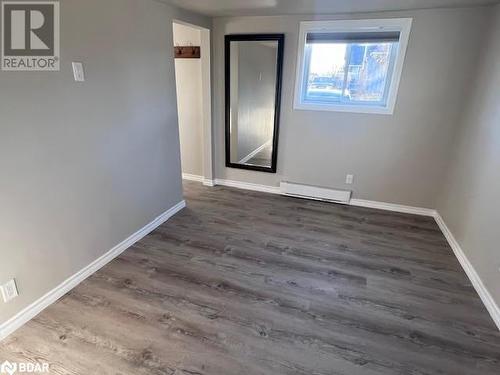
left=1, top=279, right=19, bottom=303
left=72, top=62, right=85, bottom=82
left=345, top=174, right=354, bottom=184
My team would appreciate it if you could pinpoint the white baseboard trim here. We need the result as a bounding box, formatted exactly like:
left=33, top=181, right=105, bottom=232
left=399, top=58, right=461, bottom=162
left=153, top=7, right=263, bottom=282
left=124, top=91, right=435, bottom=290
left=350, top=198, right=436, bottom=217
left=182, top=174, right=215, bottom=187
left=211, top=181, right=436, bottom=216
left=0, top=200, right=186, bottom=341
left=214, top=178, right=280, bottom=195
left=202, top=180, right=215, bottom=187
left=434, top=212, right=500, bottom=331
left=182, top=173, right=204, bottom=183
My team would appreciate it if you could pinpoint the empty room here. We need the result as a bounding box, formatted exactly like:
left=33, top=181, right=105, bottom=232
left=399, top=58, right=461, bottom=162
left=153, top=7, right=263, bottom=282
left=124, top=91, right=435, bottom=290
left=1, top=0, right=500, bottom=374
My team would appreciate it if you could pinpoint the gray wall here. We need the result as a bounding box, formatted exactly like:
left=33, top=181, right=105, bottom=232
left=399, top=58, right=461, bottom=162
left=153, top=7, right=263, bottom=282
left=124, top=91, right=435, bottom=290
left=212, top=7, right=489, bottom=208
left=437, top=5, right=500, bottom=307
left=173, top=23, right=204, bottom=176
left=0, top=0, right=209, bottom=325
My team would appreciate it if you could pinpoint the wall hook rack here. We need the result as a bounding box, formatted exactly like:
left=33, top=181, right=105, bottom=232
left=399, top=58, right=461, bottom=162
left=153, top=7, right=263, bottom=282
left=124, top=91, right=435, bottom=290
left=174, top=46, right=201, bottom=59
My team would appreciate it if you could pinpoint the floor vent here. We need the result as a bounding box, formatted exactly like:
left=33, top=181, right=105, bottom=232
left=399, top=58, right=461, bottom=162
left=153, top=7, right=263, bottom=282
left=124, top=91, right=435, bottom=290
left=280, top=181, right=351, bottom=204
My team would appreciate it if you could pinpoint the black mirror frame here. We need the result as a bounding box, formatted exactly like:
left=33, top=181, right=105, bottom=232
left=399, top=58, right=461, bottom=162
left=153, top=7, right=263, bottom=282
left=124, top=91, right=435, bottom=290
left=224, top=34, right=285, bottom=174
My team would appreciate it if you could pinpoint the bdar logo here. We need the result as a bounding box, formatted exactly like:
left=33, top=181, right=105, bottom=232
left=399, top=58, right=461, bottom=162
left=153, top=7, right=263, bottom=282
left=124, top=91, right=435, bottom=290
left=0, top=360, right=49, bottom=374
left=0, top=361, right=17, bottom=375
left=1, top=1, right=60, bottom=71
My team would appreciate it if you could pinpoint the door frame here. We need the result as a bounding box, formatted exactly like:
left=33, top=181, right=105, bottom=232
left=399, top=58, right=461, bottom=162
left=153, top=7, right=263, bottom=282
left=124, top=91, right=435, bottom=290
left=173, top=20, right=214, bottom=186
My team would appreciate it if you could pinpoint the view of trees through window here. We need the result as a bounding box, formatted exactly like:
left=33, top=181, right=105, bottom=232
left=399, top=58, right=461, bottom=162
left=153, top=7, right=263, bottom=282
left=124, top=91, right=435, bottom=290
left=304, top=42, right=395, bottom=105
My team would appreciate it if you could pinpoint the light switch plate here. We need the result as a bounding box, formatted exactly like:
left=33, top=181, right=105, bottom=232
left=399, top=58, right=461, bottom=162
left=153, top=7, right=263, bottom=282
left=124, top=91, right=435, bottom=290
left=72, top=62, right=85, bottom=82
left=345, top=174, right=354, bottom=185
left=1, top=279, right=19, bottom=303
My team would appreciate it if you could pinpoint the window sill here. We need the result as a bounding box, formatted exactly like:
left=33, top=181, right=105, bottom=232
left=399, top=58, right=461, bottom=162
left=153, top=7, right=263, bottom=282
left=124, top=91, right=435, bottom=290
left=293, top=102, right=395, bottom=115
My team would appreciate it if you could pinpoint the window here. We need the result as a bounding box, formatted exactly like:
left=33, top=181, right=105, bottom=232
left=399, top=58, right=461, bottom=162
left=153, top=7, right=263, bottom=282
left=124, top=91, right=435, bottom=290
left=294, top=18, right=412, bottom=114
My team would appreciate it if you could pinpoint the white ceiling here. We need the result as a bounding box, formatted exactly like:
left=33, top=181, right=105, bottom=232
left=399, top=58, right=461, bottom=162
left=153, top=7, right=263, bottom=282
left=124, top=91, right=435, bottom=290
left=161, top=0, right=499, bottom=17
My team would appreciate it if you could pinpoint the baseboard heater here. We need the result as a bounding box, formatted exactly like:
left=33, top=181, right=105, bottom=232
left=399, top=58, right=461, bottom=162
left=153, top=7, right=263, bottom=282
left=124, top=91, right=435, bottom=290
left=280, top=181, right=352, bottom=204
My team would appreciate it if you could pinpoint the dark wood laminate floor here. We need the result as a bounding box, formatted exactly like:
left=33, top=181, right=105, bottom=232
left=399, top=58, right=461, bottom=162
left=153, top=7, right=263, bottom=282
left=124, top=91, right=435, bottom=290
left=1, top=181, right=500, bottom=374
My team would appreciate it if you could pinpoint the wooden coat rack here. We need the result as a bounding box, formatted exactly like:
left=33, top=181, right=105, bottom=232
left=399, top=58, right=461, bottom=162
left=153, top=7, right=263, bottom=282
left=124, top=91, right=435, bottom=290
left=174, top=46, right=201, bottom=59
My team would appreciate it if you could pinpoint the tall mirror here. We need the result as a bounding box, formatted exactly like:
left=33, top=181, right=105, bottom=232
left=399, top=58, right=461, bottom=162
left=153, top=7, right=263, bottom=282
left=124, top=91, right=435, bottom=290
left=225, top=34, right=284, bottom=173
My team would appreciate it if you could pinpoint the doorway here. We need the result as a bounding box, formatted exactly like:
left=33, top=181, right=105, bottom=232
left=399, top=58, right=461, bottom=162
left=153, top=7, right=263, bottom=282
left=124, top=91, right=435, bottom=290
left=173, top=21, right=213, bottom=186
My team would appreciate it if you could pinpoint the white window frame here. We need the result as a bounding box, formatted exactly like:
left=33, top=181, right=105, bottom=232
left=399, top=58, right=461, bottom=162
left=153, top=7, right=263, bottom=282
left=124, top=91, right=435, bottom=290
left=293, top=18, right=413, bottom=115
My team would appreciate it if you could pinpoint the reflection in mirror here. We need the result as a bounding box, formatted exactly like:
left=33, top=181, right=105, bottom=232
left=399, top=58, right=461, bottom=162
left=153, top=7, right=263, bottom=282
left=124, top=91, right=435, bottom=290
left=225, top=35, right=284, bottom=173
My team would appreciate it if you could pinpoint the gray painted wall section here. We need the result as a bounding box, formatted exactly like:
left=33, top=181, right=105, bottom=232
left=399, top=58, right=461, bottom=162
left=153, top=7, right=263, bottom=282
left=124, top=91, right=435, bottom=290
left=212, top=7, right=489, bottom=208
left=0, top=0, right=209, bottom=325
left=437, top=4, right=500, bottom=310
